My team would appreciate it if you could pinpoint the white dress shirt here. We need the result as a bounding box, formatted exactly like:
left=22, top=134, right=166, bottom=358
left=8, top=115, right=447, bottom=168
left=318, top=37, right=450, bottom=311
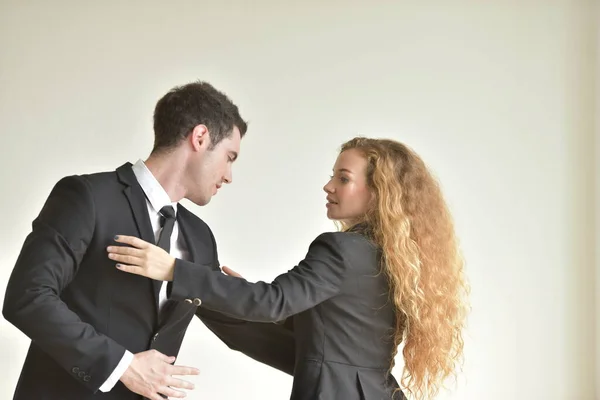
left=99, top=159, right=190, bottom=392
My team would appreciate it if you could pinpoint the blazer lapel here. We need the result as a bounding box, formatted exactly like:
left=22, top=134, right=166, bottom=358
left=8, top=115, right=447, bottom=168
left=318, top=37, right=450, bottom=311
left=116, top=163, right=162, bottom=313
left=177, top=213, right=197, bottom=264
left=177, top=206, right=219, bottom=271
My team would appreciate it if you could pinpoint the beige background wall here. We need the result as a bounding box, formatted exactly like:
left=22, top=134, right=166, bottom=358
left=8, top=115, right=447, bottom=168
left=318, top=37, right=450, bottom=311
left=0, top=1, right=597, bottom=399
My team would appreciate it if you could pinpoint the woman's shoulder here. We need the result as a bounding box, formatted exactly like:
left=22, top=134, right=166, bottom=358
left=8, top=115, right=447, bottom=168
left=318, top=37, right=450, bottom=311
left=312, top=231, right=377, bottom=252
left=307, top=232, right=379, bottom=273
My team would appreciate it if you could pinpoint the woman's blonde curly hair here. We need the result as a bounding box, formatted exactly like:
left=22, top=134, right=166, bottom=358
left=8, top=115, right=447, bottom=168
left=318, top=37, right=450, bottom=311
left=338, top=137, right=469, bottom=399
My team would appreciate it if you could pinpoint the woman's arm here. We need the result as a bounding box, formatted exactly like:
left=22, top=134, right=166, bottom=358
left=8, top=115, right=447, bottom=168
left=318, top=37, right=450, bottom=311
left=108, top=232, right=356, bottom=322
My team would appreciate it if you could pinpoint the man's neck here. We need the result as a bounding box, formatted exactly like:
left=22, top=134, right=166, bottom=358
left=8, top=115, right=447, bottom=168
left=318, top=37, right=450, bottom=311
left=144, top=151, right=187, bottom=203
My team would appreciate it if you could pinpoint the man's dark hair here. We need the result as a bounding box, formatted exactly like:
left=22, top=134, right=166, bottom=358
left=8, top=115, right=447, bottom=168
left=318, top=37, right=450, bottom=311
left=152, top=81, right=247, bottom=153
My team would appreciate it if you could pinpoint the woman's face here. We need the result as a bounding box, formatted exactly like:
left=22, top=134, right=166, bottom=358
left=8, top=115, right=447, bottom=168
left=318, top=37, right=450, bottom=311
left=323, top=149, right=373, bottom=223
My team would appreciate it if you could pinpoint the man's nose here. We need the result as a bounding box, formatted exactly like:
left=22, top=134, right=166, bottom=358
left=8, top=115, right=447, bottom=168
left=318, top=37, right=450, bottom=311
left=223, top=169, right=232, bottom=184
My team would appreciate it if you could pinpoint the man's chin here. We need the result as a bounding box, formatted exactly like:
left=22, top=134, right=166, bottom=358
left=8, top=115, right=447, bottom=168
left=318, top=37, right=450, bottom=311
left=189, top=195, right=211, bottom=207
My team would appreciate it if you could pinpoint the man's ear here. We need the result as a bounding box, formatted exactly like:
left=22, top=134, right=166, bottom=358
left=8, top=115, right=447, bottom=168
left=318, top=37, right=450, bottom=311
left=190, top=124, right=209, bottom=152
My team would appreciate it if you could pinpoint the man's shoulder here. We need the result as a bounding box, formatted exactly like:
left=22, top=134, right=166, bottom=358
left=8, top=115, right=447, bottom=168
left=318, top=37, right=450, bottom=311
left=78, top=170, right=117, bottom=184
left=46, top=163, right=131, bottom=202
left=80, top=162, right=131, bottom=183
left=55, top=162, right=134, bottom=191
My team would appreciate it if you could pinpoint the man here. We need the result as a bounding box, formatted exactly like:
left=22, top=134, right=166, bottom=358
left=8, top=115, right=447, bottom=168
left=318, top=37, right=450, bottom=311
left=3, top=81, right=294, bottom=400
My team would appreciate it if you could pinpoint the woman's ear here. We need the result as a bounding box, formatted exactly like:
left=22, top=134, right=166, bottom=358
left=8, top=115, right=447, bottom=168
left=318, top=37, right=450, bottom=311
left=369, top=188, right=377, bottom=204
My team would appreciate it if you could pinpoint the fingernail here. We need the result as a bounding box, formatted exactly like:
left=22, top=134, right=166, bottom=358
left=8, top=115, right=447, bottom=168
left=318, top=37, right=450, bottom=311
left=114, top=235, right=119, bottom=240
left=116, top=264, right=122, bottom=268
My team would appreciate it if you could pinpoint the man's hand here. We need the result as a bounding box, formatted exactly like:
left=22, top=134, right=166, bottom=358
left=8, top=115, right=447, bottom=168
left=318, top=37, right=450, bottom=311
left=119, top=350, right=199, bottom=399
left=108, top=235, right=176, bottom=281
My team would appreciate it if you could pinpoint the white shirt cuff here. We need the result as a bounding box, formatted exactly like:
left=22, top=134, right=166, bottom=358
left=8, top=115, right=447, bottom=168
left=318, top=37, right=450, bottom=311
left=98, top=350, right=134, bottom=392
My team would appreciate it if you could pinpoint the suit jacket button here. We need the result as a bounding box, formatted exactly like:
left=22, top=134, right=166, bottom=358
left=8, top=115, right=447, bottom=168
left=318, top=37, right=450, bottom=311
left=193, top=298, right=202, bottom=306
left=185, top=299, right=192, bottom=303
left=78, top=371, right=85, bottom=378
left=83, top=375, right=91, bottom=382
left=72, top=367, right=79, bottom=374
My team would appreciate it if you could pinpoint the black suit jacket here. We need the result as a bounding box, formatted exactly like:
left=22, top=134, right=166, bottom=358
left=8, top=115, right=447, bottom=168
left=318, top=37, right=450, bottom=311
left=170, top=232, right=405, bottom=400
left=2, top=163, right=294, bottom=400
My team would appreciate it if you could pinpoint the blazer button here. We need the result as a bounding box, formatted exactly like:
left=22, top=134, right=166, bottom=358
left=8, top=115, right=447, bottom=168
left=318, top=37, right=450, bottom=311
left=78, top=371, right=85, bottom=378
left=83, top=375, right=91, bottom=382
left=184, top=299, right=192, bottom=304
left=72, top=367, right=79, bottom=374
left=193, top=298, right=202, bottom=306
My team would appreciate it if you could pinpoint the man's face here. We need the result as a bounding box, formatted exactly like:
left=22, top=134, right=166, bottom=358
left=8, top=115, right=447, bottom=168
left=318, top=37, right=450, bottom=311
left=186, top=126, right=241, bottom=206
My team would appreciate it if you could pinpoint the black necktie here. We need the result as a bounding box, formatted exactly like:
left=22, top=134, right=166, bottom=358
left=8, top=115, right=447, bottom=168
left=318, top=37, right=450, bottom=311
left=157, top=205, right=176, bottom=299
left=154, top=206, right=177, bottom=400
left=157, top=205, right=175, bottom=252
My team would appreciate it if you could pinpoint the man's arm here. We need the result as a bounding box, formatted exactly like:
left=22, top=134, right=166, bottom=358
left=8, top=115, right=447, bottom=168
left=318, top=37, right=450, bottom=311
left=3, top=175, right=199, bottom=399
left=2, top=175, right=126, bottom=391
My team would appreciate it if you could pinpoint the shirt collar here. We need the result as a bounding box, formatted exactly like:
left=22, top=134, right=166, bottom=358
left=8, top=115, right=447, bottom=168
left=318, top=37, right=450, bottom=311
left=131, top=159, right=178, bottom=216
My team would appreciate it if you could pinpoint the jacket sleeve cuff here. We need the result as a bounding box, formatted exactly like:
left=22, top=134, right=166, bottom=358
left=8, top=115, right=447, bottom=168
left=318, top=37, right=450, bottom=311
left=170, top=258, right=214, bottom=301
left=98, top=349, right=133, bottom=392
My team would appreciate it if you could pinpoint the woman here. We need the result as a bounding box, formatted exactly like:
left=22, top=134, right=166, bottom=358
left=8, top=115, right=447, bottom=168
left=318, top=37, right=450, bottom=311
left=108, top=137, right=469, bottom=400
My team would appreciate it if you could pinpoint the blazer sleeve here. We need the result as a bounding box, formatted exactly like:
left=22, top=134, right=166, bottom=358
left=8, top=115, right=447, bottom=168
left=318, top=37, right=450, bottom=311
left=171, top=223, right=296, bottom=375
left=197, top=308, right=296, bottom=375
left=169, top=232, right=354, bottom=323
left=2, top=175, right=126, bottom=392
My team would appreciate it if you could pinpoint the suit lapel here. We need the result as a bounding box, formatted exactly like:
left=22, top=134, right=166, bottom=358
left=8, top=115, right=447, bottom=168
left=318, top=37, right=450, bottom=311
left=116, top=163, right=162, bottom=313
left=178, top=206, right=220, bottom=271
left=177, top=211, right=197, bottom=264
